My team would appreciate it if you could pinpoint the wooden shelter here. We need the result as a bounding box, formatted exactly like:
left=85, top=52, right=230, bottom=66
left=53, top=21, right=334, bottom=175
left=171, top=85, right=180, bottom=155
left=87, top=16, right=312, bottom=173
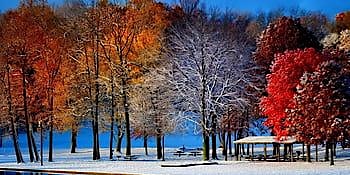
left=233, top=136, right=298, bottom=161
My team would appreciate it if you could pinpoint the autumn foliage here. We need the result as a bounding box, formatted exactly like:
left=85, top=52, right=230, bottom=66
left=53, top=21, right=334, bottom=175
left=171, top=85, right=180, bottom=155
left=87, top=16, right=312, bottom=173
left=255, top=17, right=321, bottom=70
left=287, top=57, right=350, bottom=144
left=336, top=11, right=350, bottom=31
left=261, top=48, right=328, bottom=136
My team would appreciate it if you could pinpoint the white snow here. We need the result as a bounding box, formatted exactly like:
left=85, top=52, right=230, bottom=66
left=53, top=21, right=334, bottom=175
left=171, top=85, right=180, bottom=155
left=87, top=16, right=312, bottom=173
left=1, top=130, right=349, bottom=174
left=0, top=146, right=349, bottom=175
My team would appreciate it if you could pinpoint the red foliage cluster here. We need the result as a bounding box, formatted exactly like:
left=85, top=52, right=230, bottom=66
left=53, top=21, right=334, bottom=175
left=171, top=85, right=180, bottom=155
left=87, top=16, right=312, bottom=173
left=254, top=16, right=320, bottom=70
left=287, top=58, right=350, bottom=144
left=260, top=48, right=328, bottom=136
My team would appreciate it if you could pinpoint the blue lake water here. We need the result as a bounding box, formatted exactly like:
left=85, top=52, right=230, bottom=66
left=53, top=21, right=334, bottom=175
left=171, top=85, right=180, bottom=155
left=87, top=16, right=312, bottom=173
left=0, top=127, right=204, bottom=155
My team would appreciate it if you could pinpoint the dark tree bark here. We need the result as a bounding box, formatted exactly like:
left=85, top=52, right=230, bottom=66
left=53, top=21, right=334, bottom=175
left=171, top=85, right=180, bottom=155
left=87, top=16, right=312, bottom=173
left=211, top=114, right=217, bottom=160
left=7, top=67, right=24, bottom=163
left=109, top=75, right=115, bottom=160
left=116, top=122, right=124, bottom=153
left=84, top=45, right=97, bottom=160
left=22, top=70, right=35, bottom=162
left=225, top=132, right=230, bottom=161
left=221, top=131, right=226, bottom=156
left=156, top=134, right=162, bottom=159
left=30, top=131, right=39, bottom=162
left=315, top=144, right=318, bottom=162
left=5, top=66, right=24, bottom=163
left=93, top=36, right=101, bottom=160
left=203, top=133, right=210, bottom=160
left=0, top=129, right=2, bottom=148
left=330, top=141, right=335, bottom=166
left=325, top=142, right=329, bottom=161
left=306, top=144, right=311, bottom=162
left=143, top=134, right=148, bottom=156
left=10, top=117, right=24, bottom=163
left=228, top=131, right=232, bottom=156
left=162, top=136, right=165, bottom=161
left=70, top=122, right=77, bottom=153
left=48, top=88, right=54, bottom=162
left=121, top=77, right=131, bottom=156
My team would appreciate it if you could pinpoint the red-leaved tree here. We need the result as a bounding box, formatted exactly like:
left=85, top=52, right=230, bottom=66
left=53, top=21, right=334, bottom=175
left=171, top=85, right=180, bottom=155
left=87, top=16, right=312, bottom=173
left=260, top=48, right=328, bottom=136
left=288, top=59, right=350, bottom=144
left=254, top=16, right=321, bottom=71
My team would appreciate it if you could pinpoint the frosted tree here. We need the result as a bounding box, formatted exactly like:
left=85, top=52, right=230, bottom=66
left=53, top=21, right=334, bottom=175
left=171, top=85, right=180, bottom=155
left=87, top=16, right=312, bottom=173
left=130, top=65, right=177, bottom=159
left=165, top=11, right=262, bottom=160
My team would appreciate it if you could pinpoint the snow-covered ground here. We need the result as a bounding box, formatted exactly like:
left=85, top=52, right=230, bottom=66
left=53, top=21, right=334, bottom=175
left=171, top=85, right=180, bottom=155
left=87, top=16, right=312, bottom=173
left=0, top=129, right=349, bottom=175
left=0, top=146, right=350, bottom=175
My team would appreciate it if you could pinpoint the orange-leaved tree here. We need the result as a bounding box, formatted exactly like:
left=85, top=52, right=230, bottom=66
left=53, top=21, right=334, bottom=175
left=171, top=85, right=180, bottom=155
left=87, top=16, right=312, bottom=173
left=0, top=2, right=52, bottom=162
left=99, top=0, right=170, bottom=157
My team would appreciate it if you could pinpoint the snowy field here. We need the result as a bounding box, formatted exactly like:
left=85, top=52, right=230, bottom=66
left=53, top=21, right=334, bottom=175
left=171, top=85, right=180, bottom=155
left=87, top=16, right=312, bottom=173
left=0, top=146, right=350, bottom=175
left=0, top=129, right=350, bottom=175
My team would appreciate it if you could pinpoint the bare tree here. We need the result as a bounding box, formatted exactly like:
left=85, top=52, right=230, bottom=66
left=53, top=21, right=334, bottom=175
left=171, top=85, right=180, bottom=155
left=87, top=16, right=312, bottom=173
left=165, top=11, right=261, bottom=160
left=130, top=60, right=177, bottom=159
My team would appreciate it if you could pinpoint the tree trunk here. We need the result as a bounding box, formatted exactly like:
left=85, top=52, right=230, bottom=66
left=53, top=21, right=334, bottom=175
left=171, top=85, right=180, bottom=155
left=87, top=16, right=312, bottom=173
left=156, top=134, right=162, bottom=159
left=325, top=142, right=329, bottom=161
left=92, top=119, right=97, bottom=160
left=234, top=130, right=238, bottom=157
left=211, top=114, right=217, bottom=160
left=143, top=134, right=148, bottom=156
left=10, top=115, right=24, bottom=163
left=315, top=144, right=318, bottom=162
left=221, top=131, right=226, bottom=156
left=48, top=89, right=54, bottom=162
left=30, top=131, right=39, bottom=162
left=200, top=54, right=210, bottom=161
left=333, top=142, right=336, bottom=158
left=7, top=67, right=24, bottom=163
left=225, top=132, right=230, bottom=161
left=109, top=118, right=114, bottom=160
left=22, top=72, right=34, bottom=162
left=70, top=122, right=77, bottom=153
left=228, top=131, right=232, bottom=156
left=94, top=48, right=101, bottom=160
left=0, top=129, right=2, bottom=148
left=203, top=133, right=210, bottom=160
left=121, top=77, right=131, bottom=156
left=330, top=141, right=335, bottom=166
left=48, top=118, right=53, bottom=162
left=283, top=144, right=288, bottom=160
left=306, top=144, right=311, bottom=162
left=219, top=131, right=224, bottom=150
left=116, top=124, right=124, bottom=153
left=162, top=136, right=165, bottom=161
left=109, top=75, right=115, bottom=160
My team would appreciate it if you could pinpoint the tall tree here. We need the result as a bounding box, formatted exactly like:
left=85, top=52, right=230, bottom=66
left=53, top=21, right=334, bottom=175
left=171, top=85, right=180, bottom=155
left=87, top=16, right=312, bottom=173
left=166, top=10, right=260, bottom=160
left=0, top=39, right=24, bottom=163
left=130, top=63, right=177, bottom=159
left=0, top=3, right=55, bottom=162
left=99, top=0, right=170, bottom=156
left=287, top=55, right=350, bottom=165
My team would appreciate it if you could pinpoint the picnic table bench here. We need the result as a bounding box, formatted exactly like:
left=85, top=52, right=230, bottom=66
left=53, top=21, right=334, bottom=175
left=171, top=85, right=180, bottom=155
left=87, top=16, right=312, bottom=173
left=173, top=147, right=202, bottom=157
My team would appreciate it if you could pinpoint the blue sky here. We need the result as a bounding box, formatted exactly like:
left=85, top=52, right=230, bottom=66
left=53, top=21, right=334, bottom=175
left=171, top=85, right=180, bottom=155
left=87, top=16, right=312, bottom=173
left=0, top=0, right=349, bottom=18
